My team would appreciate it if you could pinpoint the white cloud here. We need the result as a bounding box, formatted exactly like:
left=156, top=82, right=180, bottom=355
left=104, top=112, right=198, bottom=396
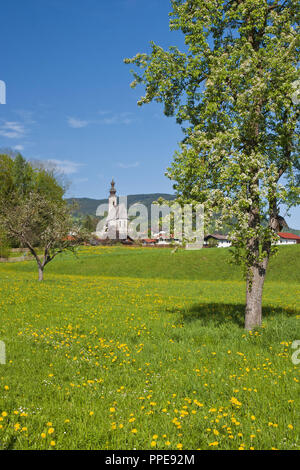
left=14, top=109, right=36, bottom=125
left=74, top=177, right=88, bottom=184
left=67, top=117, right=89, bottom=128
left=99, top=111, right=134, bottom=126
left=117, top=161, right=140, bottom=169
left=13, top=145, right=24, bottom=151
left=67, top=112, right=135, bottom=128
left=46, top=159, right=84, bottom=175
left=0, top=121, right=26, bottom=139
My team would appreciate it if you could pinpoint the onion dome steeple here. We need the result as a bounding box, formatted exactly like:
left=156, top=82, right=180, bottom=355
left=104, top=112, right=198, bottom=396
left=110, top=179, right=116, bottom=196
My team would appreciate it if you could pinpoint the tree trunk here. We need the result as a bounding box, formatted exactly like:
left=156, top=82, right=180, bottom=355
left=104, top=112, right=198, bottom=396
left=38, top=265, right=44, bottom=282
left=245, top=261, right=268, bottom=330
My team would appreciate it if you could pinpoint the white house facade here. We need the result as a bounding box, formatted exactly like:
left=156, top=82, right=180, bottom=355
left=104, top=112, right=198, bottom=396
left=275, top=232, right=300, bottom=245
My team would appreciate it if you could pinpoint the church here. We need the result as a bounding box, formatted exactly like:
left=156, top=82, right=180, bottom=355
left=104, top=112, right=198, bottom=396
left=97, top=180, right=129, bottom=241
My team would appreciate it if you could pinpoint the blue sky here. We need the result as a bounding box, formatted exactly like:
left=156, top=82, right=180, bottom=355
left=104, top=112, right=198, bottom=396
left=0, top=0, right=299, bottom=227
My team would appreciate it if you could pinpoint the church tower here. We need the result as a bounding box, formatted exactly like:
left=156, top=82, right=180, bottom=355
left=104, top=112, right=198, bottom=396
left=109, top=179, right=117, bottom=210
left=96, top=179, right=129, bottom=241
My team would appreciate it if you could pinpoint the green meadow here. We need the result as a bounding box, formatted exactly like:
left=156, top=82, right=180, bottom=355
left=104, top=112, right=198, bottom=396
left=0, top=245, right=299, bottom=450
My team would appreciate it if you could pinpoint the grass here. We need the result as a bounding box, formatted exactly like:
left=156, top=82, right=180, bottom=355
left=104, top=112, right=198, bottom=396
left=0, top=245, right=299, bottom=450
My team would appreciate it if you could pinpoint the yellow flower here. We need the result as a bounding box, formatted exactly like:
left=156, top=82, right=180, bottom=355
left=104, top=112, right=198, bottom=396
left=288, top=424, right=293, bottom=430
left=131, top=428, right=137, bottom=434
left=110, top=407, right=116, bottom=413
left=50, top=440, right=56, bottom=447
left=1, top=412, right=8, bottom=417
left=209, top=442, right=219, bottom=446
left=41, top=433, right=46, bottom=438
left=89, top=411, right=94, bottom=416
left=177, top=443, right=183, bottom=450
left=48, top=427, right=55, bottom=435
left=151, top=441, right=157, bottom=447
left=153, top=434, right=158, bottom=439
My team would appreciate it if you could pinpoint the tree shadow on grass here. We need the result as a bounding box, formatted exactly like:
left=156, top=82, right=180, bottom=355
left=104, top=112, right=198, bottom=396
left=176, top=303, right=297, bottom=328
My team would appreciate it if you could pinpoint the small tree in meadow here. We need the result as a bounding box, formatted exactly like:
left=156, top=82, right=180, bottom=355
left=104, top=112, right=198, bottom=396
left=0, top=154, right=87, bottom=281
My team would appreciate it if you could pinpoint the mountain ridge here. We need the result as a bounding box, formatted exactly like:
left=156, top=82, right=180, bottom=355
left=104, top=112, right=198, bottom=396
left=67, top=195, right=300, bottom=235
left=67, top=193, right=176, bottom=217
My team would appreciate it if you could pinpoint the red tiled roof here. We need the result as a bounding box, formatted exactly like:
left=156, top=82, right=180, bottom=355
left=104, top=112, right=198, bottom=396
left=278, top=232, right=300, bottom=240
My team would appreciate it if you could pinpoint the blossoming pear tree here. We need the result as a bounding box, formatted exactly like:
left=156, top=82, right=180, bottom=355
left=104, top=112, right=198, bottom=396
left=125, top=0, right=299, bottom=329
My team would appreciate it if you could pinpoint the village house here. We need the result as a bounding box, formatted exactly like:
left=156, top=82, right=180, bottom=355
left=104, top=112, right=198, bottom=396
left=204, top=234, right=232, bottom=248
left=204, top=232, right=300, bottom=248
left=275, top=232, right=300, bottom=245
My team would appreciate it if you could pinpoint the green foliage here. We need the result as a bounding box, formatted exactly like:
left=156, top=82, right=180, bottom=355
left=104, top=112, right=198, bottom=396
left=82, top=215, right=98, bottom=233
left=0, top=153, right=86, bottom=280
left=126, top=0, right=300, bottom=267
left=0, top=153, right=65, bottom=204
left=206, top=238, right=219, bottom=248
left=0, top=231, right=10, bottom=259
